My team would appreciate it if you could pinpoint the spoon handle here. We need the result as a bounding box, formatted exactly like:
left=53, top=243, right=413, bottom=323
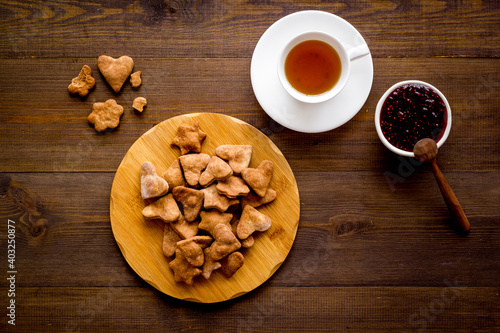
left=431, top=160, right=471, bottom=233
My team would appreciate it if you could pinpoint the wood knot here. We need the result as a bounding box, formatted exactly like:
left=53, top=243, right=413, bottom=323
left=329, top=215, right=374, bottom=237
left=0, top=174, right=12, bottom=197
left=9, top=186, right=45, bottom=217
left=3, top=178, right=51, bottom=244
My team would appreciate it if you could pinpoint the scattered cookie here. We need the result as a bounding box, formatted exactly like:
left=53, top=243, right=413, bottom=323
left=171, top=214, right=199, bottom=239
left=236, top=205, right=272, bottom=240
left=221, top=251, right=244, bottom=278
left=172, top=122, right=207, bottom=155
left=162, top=159, right=186, bottom=189
left=241, top=160, right=273, bottom=197
left=240, top=188, right=277, bottom=208
left=201, top=185, right=239, bottom=212
left=87, top=99, right=124, bottom=132
left=163, top=223, right=182, bottom=257
left=199, top=156, right=233, bottom=187
left=130, top=71, right=142, bottom=88
left=215, top=145, right=252, bottom=174
left=140, top=161, right=169, bottom=200
left=172, top=186, right=204, bottom=222
left=142, top=193, right=180, bottom=223
left=198, top=210, right=233, bottom=236
left=216, top=176, right=250, bottom=198
left=169, top=249, right=202, bottom=285
left=68, top=65, right=95, bottom=97
left=209, top=223, right=241, bottom=261
left=179, top=153, right=211, bottom=187
left=202, top=247, right=221, bottom=279
left=132, top=97, right=147, bottom=112
left=97, top=55, right=134, bottom=93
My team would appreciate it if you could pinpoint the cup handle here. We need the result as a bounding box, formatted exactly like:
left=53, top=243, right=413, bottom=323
left=347, top=43, right=370, bottom=61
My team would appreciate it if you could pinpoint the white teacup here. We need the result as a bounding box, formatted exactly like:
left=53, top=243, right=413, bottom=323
left=277, top=31, right=370, bottom=104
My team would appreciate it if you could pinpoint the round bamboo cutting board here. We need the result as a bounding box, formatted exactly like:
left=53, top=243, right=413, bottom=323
left=110, top=113, right=300, bottom=303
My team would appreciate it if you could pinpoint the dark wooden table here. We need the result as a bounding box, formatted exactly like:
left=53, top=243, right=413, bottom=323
left=1, top=1, right=499, bottom=332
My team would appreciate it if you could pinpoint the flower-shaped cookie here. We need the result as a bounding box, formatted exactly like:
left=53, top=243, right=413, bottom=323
left=241, top=160, right=273, bottom=197
left=87, top=99, right=124, bottom=132
left=97, top=55, right=134, bottom=93
left=68, top=65, right=95, bottom=97
left=140, top=161, right=169, bottom=200
left=172, top=122, right=207, bottom=155
left=215, top=145, right=252, bottom=174
left=236, top=205, right=272, bottom=240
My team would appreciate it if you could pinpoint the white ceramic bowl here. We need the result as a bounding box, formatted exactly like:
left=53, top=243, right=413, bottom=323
left=374, top=80, right=452, bottom=157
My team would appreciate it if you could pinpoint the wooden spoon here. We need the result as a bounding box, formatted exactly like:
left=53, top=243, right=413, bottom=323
left=413, top=138, right=470, bottom=234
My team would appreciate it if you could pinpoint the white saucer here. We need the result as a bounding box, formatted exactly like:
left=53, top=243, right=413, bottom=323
left=251, top=10, right=373, bottom=133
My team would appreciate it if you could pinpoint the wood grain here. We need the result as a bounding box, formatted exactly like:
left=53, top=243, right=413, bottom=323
left=0, top=0, right=498, bottom=58
left=0, top=58, right=498, bottom=173
left=13, top=287, right=500, bottom=332
left=0, top=0, right=498, bottom=330
left=110, top=113, right=300, bottom=302
left=1, top=171, right=498, bottom=289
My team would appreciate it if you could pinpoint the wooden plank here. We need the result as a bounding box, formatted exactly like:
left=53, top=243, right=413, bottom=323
left=1, top=171, right=498, bottom=288
left=0, top=58, right=499, bottom=173
left=0, top=0, right=498, bottom=58
left=12, top=286, right=500, bottom=332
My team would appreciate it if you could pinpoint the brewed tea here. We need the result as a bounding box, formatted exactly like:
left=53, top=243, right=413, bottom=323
left=284, top=40, right=342, bottom=95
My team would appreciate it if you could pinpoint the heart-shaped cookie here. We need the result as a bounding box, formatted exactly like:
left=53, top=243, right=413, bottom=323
left=97, top=55, right=134, bottom=93
left=140, top=161, right=169, bottom=200
left=241, top=160, right=273, bottom=197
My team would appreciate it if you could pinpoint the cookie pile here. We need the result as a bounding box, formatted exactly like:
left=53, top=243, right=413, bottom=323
left=140, top=122, right=277, bottom=285
left=68, top=55, right=147, bottom=132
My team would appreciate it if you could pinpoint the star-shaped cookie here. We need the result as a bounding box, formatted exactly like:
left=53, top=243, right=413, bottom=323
left=169, top=249, right=202, bottom=285
left=172, top=122, right=207, bottom=155
left=198, top=210, right=233, bottom=236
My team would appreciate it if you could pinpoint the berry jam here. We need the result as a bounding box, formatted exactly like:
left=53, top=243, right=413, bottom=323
left=380, top=83, right=447, bottom=152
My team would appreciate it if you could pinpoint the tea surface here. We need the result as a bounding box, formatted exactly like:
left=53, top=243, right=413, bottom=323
left=284, top=40, right=341, bottom=95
